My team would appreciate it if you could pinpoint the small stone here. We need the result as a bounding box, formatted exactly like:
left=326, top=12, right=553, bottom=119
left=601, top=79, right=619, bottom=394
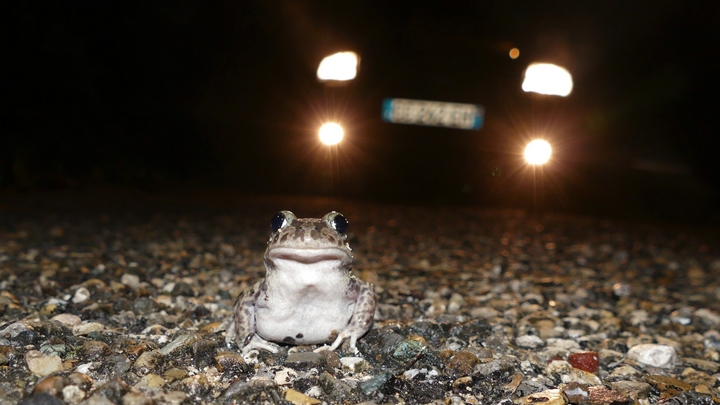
left=133, top=350, right=164, bottom=375
left=515, top=389, right=565, bottom=405
left=562, top=368, right=603, bottom=386
left=50, top=314, right=82, bottom=327
left=561, top=382, right=589, bottom=404
left=134, top=373, right=165, bottom=388
left=392, top=339, right=426, bottom=365
left=319, top=371, right=353, bottom=403
left=25, top=350, right=63, bottom=377
left=274, top=367, right=298, bottom=386
left=32, top=375, right=66, bottom=397
left=451, top=376, right=473, bottom=390
left=444, top=350, right=479, bottom=377
left=82, top=378, right=129, bottom=404
left=627, top=344, right=677, bottom=368
left=285, top=351, right=325, bottom=370
left=171, top=282, right=196, bottom=297
left=121, top=391, right=153, bottom=405
left=72, top=287, right=91, bottom=304
left=199, top=321, right=224, bottom=334
left=181, top=374, right=210, bottom=396
left=318, top=349, right=341, bottom=369
left=608, top=365, right=642, bottom=380
left=587, top=386, right=630, bottom=404
left=72, top=322, right=105, bottom=336
left=18, top=393, right=65, bottom=405
left=695, top=385, right=720, bottom=403
left=610, top=380, right=651, bottom=401
left=645, top=374, right=692, bottom=399
left=515, top=379, right=548, bottom=397
left=132, top=297, right=160, bottom=315
left=681, top=367, right=716, bottom=387
left=567, top=351, right=599, bottom=373
left=339, top=356, right=369, bottom=374
left=546, top=338, right=581, bottom=351
left=284, top=388, right=321, bottom=405
left=474, top=359, right=516, bottom=379
left=62, top=385, right=86, bottom=404
left=0, top=321, right=31, bottom=338
left=159, top=333, right=199, bottom=356
left=120, top=274, right=141, bottom=290
left=156, top=391, right=187, bottom=404
left=67, top=372, right=93, bottom=390
left=695, top=308, right=720, bottom=327
left=683, top=357, right=719, bottom=373
left=359, top=371, right=392, bottom=395
left=215, top=351, right=246, bottom=373
left=164, top=368, right=188, bottom=382
left=516, top=334, right=545, bottom=349
left=79, top=340, right=110, bottom=361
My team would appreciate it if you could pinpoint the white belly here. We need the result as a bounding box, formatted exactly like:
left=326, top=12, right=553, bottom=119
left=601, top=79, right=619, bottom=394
left=255, top=291, right=355, bottom=344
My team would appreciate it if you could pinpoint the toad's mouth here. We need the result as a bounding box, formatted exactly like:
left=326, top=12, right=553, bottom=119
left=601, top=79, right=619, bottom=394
left=267, top=247, right=351, bottom=264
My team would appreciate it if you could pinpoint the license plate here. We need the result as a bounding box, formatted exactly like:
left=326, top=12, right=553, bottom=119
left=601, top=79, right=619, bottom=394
left=382, top=98, right=484, bottom=130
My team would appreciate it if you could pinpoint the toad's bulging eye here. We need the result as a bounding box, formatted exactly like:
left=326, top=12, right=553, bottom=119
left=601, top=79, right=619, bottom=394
left=271, top=210, right=296, bottom=232
left=326, top=211, right=349, bottom=235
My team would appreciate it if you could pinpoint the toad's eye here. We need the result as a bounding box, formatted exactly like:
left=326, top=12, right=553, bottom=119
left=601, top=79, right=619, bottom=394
left=271, top=210, right=296, bottom=232
left=325, top=211, right=349, bottom=235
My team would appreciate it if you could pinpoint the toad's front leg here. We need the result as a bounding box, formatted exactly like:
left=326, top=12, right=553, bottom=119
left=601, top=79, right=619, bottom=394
left=327, top=277, right=376, bottom=352
left=226, top=279, right=280, bottom=354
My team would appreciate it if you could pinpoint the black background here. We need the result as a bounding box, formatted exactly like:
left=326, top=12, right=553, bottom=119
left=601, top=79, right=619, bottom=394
left=3, top=1, right=719, bottom=222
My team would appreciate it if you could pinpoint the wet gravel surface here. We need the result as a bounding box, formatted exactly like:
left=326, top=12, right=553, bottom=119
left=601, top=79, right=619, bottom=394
left=1, top=193, right=719, bottom=405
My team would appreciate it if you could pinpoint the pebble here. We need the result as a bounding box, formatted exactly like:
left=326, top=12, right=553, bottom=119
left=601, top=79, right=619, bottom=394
left=120, top=273, right=141, bottom=290
left=180, top=374, right=210, bottom=396
left=50, top=313, right=82, bottom=327
left=134, top=373, right=165, bottom=388
left=516, top=334, right=545, bottom=349
left=71, top=287, right=90, bottom=304
left=561, top=382, right=589, bottom=403
left=285, top=388, right=321, bottom=405
left=444, top=350, right=479, bottom=377
left=285, top=351, right=325, bottom=370
left=62, top=385, right=86, bottom=404
left=567, top=351, right=599, bottom=373
left=695, top=308, right=720, bottom=327
left=214, top=351, right=246, bottom=373
left=159, top=333, right=199, bottom=356
left=392, top=338, right=426, bottom=365
left=18, top=393, right=65, bottom=405
left=586, top=385, right=630, bottom=404
left=133, top=350, right=164, bottom=375
left=609, top=380, right=651, bottom=401
left=339, top=356, right=369, bottom=374
left=3, top=199, right=720, bottom=405
left=515, top=388, right=565, bottom=405
left=0, top=321, right=31, bottom=338
left=121, top=392, right=153, bottom=405
left=32, top=375, right=65, bottom=397
left=608, top=365, right=643, bottom=380
left=72, top=322, right=105, bottom=336
left=682, top=357, right=719, bottom=373
left=79, top=340, right=110, bottom=361
left=273, top=367, right=298, bottom=386
left=627, top=344, right=677, bottom=368
left=25, top=350, right=63, bottom=377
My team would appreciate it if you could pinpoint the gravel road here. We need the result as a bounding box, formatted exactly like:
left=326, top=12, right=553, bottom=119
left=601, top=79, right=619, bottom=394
left=1, top=192, right=719, bottom=404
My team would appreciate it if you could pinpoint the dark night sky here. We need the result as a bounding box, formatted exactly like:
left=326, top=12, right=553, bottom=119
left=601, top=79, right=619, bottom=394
left=2, top=1, right=719, bottom=221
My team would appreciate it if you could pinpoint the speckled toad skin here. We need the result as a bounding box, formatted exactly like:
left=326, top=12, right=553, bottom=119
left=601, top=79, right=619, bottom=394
left=225, top=210, right=376, bottom=354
